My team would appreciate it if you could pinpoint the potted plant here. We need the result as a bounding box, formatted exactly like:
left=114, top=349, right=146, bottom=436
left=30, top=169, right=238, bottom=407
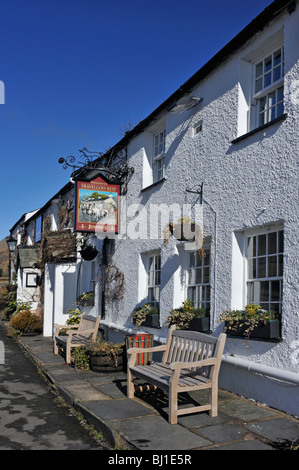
left=218, top=303, right=280, bottom=339
left=8, top=310, right=43, bottom=337
left=164, top=216, right=203, bottom=248
left=166, top=299, right=210, bottom=332
left=80, top=245, right=98, bottom=261
left=131, top=303, right=160, bottom=329
left=85, top=339, right=125, bottom=373
left=76, top=291, right=95, bottom=307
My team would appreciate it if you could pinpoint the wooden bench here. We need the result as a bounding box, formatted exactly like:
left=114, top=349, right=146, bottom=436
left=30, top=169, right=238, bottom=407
left=54, top=314, right=101, bottom=364
left=127, top=326, right=226, bottom=424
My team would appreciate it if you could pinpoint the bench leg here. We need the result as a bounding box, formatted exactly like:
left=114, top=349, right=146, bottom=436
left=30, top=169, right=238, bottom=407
left=127, top=367, right=135, bottom=399
left=66, top=343, right=72, bottom=365
left=209, top=384, right=218, bottom=418
left=54, top=338, right=58, bottom=356
left=169, top=386, right=178, bottom=424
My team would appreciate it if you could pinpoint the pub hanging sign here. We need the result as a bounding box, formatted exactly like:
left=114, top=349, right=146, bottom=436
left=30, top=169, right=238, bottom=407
left=74, top=175, right=120, bottom=234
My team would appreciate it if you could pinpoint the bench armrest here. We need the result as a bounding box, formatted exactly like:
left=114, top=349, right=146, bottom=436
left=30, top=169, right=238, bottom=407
left=54, top=324, right=78, bottom=336
left=170, top=357, right=217, bottom=371
left=66, top=328, right=95, bottom=337
left=127, top=344, right=167, bottom=367
left=127, top=345, right=167, bottom=355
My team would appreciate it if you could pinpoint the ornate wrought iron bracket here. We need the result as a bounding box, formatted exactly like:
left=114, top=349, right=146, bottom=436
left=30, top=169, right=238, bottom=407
left=185, top=182, right=203, bottom=203
left=58, top=146, right=134, bottom=184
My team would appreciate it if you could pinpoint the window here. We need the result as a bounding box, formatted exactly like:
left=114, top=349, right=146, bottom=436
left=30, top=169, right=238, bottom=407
left=35, top=216, right=42, bottom=243
left=152, top=129, right=165, bottom=183
left=246, top=229, right=283, bottom=314
left=187, top=248, right=210, bottom=313
left=253, top=46, right=284, bottom=128
left=148, top=254, right=161, bottom=309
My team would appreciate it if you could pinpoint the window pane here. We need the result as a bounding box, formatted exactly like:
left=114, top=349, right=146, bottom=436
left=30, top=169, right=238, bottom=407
left=277, top=102, right=284, bottom=117
left=273, top=65, right=281, bottom=82
left=255, top=77, right=263, bottom=93
left=189, top=252, right=196, bottom=267
left=271, top=280, right=280, bottom=301
left=264, top=71, right=271, bottom=88
left=260, top=281, right=269, bottom=301
left=278, top=231, right=284, bottom=252
left=247, top=236, right=255, bottom=257
left=248, top=258, right=256, bottom=279
left=274, top=49, right=281, bottom=65
left=268, top=91, right=276, bottom=107
left=203, top=251, right=210, bottom=266
left=278, top=255, right=283, bottom=276
left=258, top=257, right=266, bottom=278
left=268, top=232, right=277, bottom=254
left=277, top=86, right=284, bottom=102
left=268, top=255, right=277, bottom=277
left=258, top=234, right=266, bottom=256
left=203, top=267, right=209, bottom=283
left=256, top=62, right=263, bottom=78
left=196, top=268, right=202, bottom=284
left=264, top=56, right=272, bottom=72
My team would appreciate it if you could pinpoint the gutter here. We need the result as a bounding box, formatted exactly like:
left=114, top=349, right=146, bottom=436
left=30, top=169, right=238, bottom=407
left=223, top=354, right=299, bottom=386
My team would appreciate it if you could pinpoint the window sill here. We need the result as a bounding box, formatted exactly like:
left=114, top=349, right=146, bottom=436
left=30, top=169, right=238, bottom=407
left=231, top=113, right=287, bottom=144
left=140, top=177, right=166, bottom=193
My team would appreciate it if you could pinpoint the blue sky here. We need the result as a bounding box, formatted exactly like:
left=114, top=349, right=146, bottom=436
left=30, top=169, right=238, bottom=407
left=0, top=0, right=273, bottom=241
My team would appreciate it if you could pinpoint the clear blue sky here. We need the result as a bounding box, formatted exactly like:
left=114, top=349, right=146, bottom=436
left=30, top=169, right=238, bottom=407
left=0, top=0, right=273, bottom=241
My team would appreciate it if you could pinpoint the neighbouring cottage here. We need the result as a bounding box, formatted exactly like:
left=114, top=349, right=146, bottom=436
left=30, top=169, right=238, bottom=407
left=8, top=0, right=299, bottom=417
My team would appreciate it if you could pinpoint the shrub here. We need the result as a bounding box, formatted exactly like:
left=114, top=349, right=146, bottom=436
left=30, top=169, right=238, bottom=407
left=9, top=310, right=43, bottom=336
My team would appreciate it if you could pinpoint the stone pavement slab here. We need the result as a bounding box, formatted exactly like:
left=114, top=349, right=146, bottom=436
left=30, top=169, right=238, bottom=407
left=110, top=414, right=212, bottom=450
left=245, top=418, right=299, bottom=447
left=219, top=398, right=278, bottom=421
left=85, top=398, right=155, bottom=420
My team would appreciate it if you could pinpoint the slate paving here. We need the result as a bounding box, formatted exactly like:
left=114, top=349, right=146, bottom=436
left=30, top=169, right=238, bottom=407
left=13, top=332, right=299, bottom=451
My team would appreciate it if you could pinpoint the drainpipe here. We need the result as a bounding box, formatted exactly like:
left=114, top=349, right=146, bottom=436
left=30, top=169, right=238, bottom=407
left=222, top=354, right=299, bottom=386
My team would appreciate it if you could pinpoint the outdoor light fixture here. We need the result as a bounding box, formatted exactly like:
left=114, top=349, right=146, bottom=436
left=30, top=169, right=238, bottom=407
left=6, top=235, right=17, bottom=252
left=168, top=97, right=203, bottom=113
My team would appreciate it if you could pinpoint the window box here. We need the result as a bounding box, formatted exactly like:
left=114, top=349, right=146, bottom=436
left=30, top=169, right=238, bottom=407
left=224, top=319, right=280, bottom=340
left=142, top=313, right=160, bottom=329
left=132, top=304, right=160, bottom=329
left=219, top=304, right=281, bottom=340
left=188, top=315, right=210, bottom=333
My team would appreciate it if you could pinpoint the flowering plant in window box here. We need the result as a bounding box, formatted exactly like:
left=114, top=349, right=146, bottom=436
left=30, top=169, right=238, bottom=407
left=76, top=291, right=95, bottom=307
left=167, top=299, right=209, bottom=332
left=218, top=304, right=280, bottom=339
left=131, top=304, right=160, bottom=328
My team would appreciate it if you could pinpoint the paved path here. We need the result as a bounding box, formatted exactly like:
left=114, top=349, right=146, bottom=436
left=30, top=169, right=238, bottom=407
left=0, top=323, right=111, bottom=450
left=11, top=326, right=299, bottom=452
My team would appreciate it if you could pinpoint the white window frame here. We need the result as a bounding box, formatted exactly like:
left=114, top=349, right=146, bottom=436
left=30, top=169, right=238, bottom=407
left=252, top=45, right=284, bottom=129
left=187, top=247, right=210, bottom=313
left=152, top=129, right=166, bottom=183
left=246, top=227, right=284, bottom=314
left=147, top=253, right=161, bottom=309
